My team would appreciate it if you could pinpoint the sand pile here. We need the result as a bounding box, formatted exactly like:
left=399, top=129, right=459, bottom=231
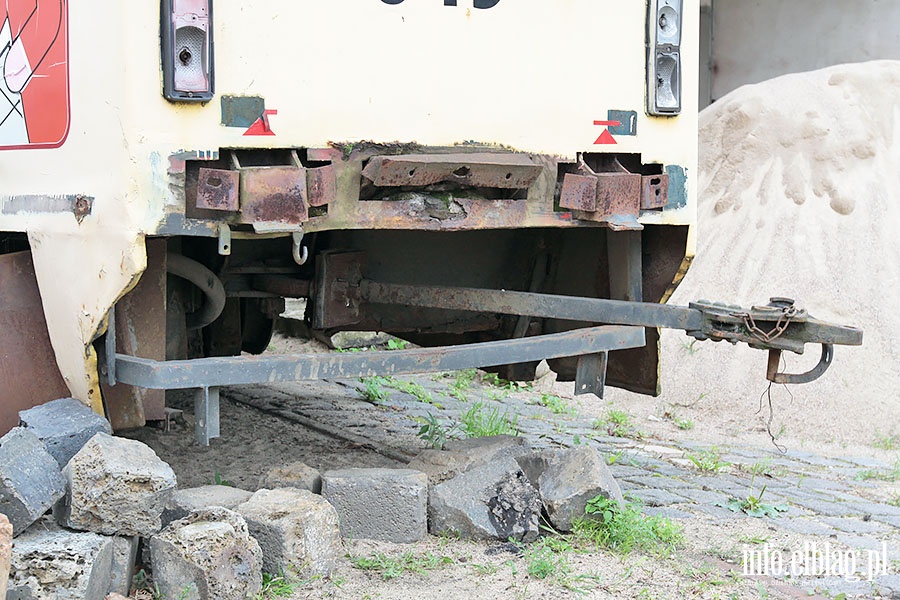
left=613, top=61, right=900, bottom=448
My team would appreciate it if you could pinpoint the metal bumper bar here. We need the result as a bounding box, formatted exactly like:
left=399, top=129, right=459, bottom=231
left=111, top=325, right=645, bottom=445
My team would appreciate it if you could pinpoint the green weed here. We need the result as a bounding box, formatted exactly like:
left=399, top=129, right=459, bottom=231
left=685, top=448, right=730, bottom=473
left=350, top=551, right=453, bottom=580
left=533, top=394, right=576, bottom=416
left=212, top=470, right=233, bottom=487
left=359, top=376, right=391, bottom=403
left=460, top=401, right=518, bottom=438
left=593, top=410, right=642, bottom=439
left=416, top=412, right=457, bottom=449
left=386, top=338, right=409, bottom=351
left=256, top=572, right=297, bottom=598
left=716, top=486, right=788, bottom=518
left=873, top=432, right=900, bottom=451
left=856, top=460, right=900, bottom=482
left=573, top=495, right=683, bottom=556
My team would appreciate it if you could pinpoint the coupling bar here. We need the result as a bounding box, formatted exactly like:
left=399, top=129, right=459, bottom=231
left=360, top=280, right=703, bottom=332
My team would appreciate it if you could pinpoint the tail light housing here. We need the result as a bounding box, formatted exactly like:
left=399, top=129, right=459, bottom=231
left=647, top=0, right=682, bottom=115
left=161, top=0, right=214, bottom=102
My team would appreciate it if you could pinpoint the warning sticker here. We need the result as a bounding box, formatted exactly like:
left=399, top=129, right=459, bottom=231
left=0, top=0, right=69, bottom=150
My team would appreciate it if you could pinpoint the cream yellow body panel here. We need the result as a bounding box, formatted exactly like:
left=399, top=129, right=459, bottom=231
left=1, top=0, right=699, bottom=407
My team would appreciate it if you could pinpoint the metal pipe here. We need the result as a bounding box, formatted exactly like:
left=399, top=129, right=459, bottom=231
left=166, top=253, right=227, bottom=330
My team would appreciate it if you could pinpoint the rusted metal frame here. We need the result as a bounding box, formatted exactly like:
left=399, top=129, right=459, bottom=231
left=360, top=280, right=702, bottom=332
left=112, top=325, right=646, bottom=390
left=362, top=153, right=542, bottom=189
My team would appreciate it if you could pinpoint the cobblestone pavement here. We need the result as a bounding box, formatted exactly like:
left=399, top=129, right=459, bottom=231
left=224, top=372, right=900, bottom=598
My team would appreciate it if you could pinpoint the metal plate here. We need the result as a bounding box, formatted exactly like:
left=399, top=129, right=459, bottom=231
left=362, top=153, right=541, bottom=189
left=641, top=174, right=669, bottom=209
left=313, top=251, right=367, bottom=329
left=197, top=168, right=240, bottom=211
left=560, top=174, right=598, bottom=211
left=0, top=251, right=70, bottom=435
left=307, top=165, right=337, bottom=207
left=100, top=239, right=168, bottom=428
left=239, top=166, right=308, bottom=224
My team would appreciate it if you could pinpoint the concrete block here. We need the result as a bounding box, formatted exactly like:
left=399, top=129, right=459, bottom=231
left=410, top=435, right=531, bottom=486
left=0, top=427, right=66, bottom=536
left=150, top=507, right=262, bottom=600
left=322, top=468, right=427, bottom=543
left=518, top=446, right=624, bottom=532
left=8, top=520, right=113, bottom=600
left=162, top=485, right=253, bottom=527
left=443, top=434, right=530, bottom=459
left=429, top=457, right=541, bottom=542
left=235, top=488, right=342, bottom=578
left=107, top=536, right=139, bottom=597
left=19, top=398, right=112, bottom=469
left=407, top=450, right=480, bottom=486
left=56, top=433, right=176, bottom=536
left=258, top=461, right=322, bottom=494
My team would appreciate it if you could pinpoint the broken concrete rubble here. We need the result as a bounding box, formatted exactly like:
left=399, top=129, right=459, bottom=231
left=322, top=468, right=428, bottom=543
left=258, top=461, right=322, bottom=494
left=0, top=513, right=10, bottom=598
left=162, top=485, right=253, bottom=527
left=0, top=427, right=66, bottom=536
left=409, top=434, right=531, bottom=485
left=429, top=457, right=541, bottom=542
left=236, top=488, right=342, bottom=578
left=19, top=397, right=113, bottom=469
left=518, top=446, right=624, bottom=532
left=8, top=519, right=114, bottom=600
left=150, top=507, right=263, bottom=600
left=56, top=432, right=176, bottom=537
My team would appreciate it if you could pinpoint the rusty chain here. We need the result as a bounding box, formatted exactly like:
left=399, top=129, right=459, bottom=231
left=740, top=305, right=799, bottom=343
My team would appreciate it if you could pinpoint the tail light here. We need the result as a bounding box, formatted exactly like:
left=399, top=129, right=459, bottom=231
left=161, top=0, right=214, bottom=102
left=647, top=0, right=682, bottom=115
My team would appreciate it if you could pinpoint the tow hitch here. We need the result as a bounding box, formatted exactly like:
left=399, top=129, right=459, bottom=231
left=106, top=251, right=862, bottom=445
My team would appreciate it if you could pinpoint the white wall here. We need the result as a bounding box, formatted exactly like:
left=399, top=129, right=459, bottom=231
left=705, top=0, right=900, bottom=105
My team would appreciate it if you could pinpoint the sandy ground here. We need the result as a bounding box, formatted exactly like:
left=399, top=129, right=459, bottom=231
left=126, top=61, right=900, bottom=599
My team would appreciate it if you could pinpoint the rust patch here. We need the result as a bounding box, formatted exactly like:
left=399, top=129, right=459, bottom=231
left=641, top=174, right=669, bottom=209
left=560, top=174, right=598, bottom=211
left=239, top=166, right=308, bottom=224
left=307, top=165, right=336, bottom=207
left=197, top=168, right=240, bottom=211
left=362, top=153, right=541, bottom=189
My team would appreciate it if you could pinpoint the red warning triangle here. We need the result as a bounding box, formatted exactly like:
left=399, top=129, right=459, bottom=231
left=244, top=109, right=277, bottom=136
left=594, top=129, right=617, bottom=145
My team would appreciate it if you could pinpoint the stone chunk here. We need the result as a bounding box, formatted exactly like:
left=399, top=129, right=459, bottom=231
left=150, top=508, right=262, bottom=600
left=429, top=458, right=541, bottom=542
left=56, top=433, right=176, bottom=536
left=8, top=520, right=113, bottom=600
left=107, top=536, right=139, bottom=597
left=258, top=462, right=322, bottom=494
left=0, top=427, right=66, bottom=536
left=0, top=513, right=11, bottom=598
left=410, top=435, right=531, bottom=485
left=19, top=398, right=112, bottom=469
left=517, top=446, right=624, bottom=532
left=162, top=485, right=253, bottom=527
left=322, top=468, right=428, bottom=543
left=235, top=488, right=342, bottom=578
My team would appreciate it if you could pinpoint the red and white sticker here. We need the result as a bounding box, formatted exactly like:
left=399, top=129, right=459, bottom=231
left=0, top=0, right=70, bottom=150
left=593, top=120, right=620, bottom=145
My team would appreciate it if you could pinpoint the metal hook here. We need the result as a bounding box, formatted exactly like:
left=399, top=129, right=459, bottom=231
left=292, top=231, right=308, bottom=265
left=766, top=343, right=834, bottom=385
